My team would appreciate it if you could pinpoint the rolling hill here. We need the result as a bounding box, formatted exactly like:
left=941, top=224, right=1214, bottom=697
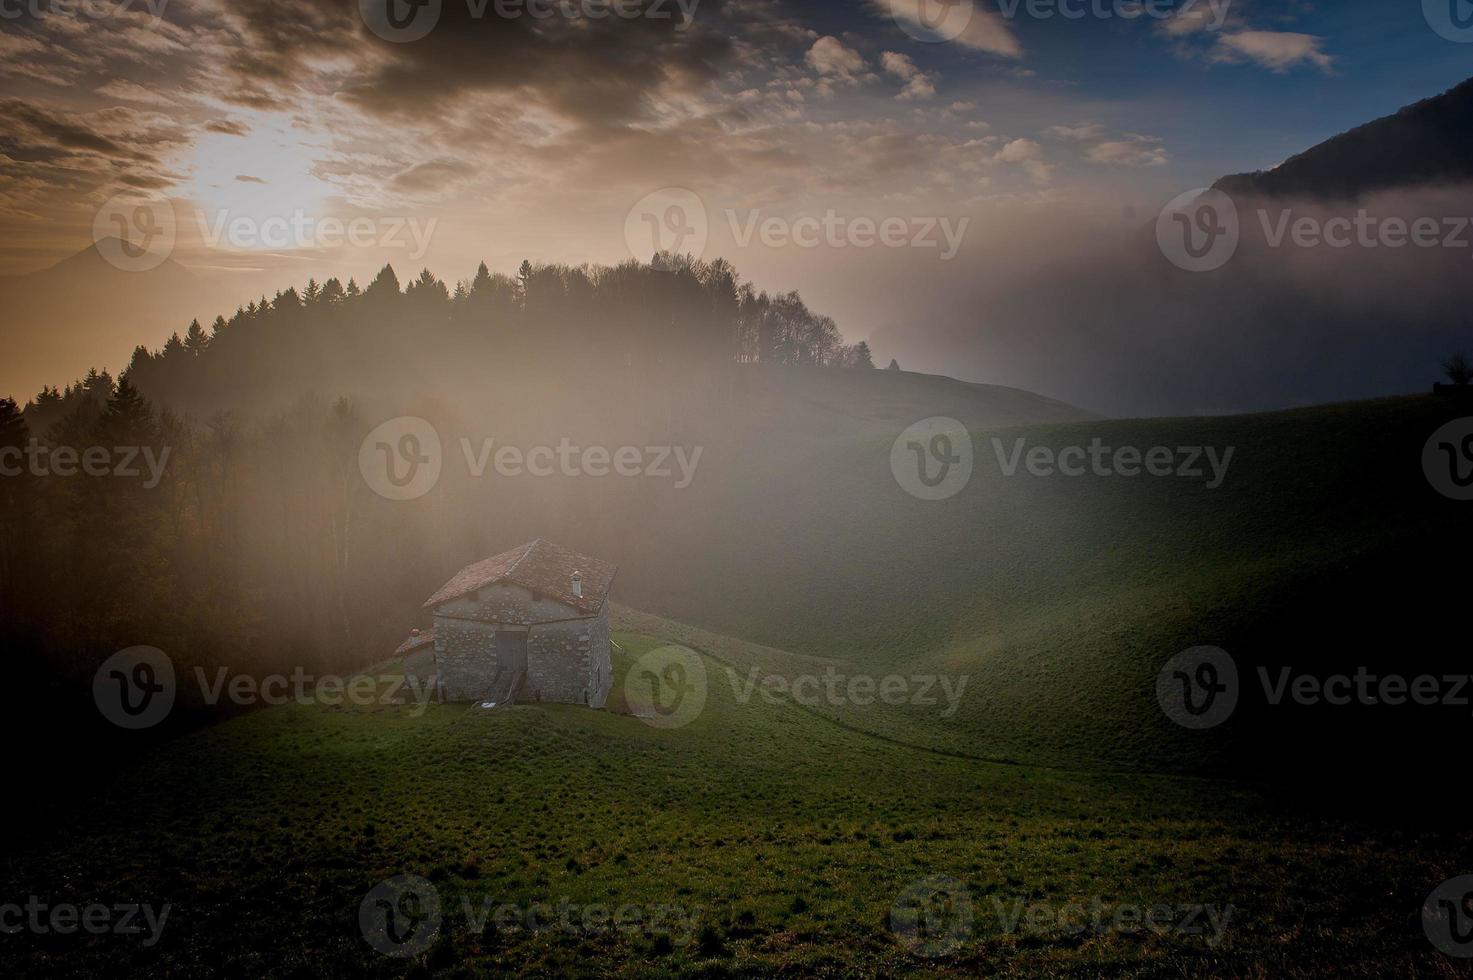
left=6, top=335, right=1469, bottom=975
left=611, top=390, right=1472, bottom=787
left=1, top=633, right=1463, bottom=977
left=1215, top=76, right=1473, bottom=199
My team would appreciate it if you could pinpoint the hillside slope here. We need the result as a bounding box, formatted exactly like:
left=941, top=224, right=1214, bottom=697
left=617, top=394, right=1472, bottom=785
left=0, top=634, right=1463, bottom=977
left=1214, top=76, right=1473, bottom=199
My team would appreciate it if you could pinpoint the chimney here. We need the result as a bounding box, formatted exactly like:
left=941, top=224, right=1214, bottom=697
left=571, top=571, right=583, bottom=599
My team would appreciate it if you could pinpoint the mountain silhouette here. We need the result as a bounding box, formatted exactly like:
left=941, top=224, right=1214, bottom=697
left=0, top=240, right=221, bottom=400
left=1214, top=76, right=1473, bottom=199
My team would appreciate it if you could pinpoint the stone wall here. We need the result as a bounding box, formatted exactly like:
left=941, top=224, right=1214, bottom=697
left=434, top=601, right=611, bottom=707
left=432, top=616, right=503, bottom=703
left=524, top=603, right=612, bottom=707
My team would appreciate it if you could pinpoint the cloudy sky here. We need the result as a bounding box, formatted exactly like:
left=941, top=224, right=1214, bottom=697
left=2, top=0, right=1470, bottom=396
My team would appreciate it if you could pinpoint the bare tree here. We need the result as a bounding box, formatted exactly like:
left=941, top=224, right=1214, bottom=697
left=1443, top=352, right=1472, bottom=386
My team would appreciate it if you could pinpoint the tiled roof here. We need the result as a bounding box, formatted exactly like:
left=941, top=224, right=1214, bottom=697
left=422, top=539, right=615, bottom=615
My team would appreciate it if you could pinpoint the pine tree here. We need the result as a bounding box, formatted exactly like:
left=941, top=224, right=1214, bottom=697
left=0, top=397, right=30, bottom=605
left=183, top=319, right=210, bottom=356
left=366, top=264, right=401, bottom=297
left=517, top=260, right=533, bottom=304
left=0, top=397, right=26, bottom=450
left=100, top=376, right=154, bottom=446
left=851, top=341, right=874, bottom=369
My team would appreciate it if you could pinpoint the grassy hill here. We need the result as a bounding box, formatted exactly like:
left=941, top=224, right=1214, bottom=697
left=8, top=368, right=1469, bottom=975
left=1, top=634, right=1464, bottom=978
left=615, top=390, right=1472, bottom=785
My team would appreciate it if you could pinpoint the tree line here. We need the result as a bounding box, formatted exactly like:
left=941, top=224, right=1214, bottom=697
left=22, top=254, right=873, bottom=434
left=1, top=253, right=876, bottom=758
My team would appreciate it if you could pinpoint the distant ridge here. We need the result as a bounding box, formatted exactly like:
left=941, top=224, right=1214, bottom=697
left=1214, top=76, right=1473, bottom=200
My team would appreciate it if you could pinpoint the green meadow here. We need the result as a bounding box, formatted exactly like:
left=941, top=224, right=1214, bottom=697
left=5, top=387, right=1471, bottom=977
left=3, top=632, right=1469, bottom=977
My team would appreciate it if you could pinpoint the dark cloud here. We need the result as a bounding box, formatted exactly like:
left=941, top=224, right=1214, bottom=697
left=209, top=0, right=737, bottom=128
left=120, top=172, right=177, bottom=188
left=0, top=99, right=130, bottom=157
left=205, top=119, right=250, bottom=136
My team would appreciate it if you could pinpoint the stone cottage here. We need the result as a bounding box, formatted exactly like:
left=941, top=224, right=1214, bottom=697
left=404, top=540, right=616, bottom=708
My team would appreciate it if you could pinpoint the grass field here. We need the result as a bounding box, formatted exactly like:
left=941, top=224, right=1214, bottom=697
left=3, top=633, right=1471, bottom=977
left=621, top=390, right=1473, bottom=782
left=6, top=383, right=1471, bottom=976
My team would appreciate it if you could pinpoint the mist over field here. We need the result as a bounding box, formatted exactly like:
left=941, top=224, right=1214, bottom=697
left=4, top=1, right=1473, bottom=976
left=872, top=182, right=1473, bottom=415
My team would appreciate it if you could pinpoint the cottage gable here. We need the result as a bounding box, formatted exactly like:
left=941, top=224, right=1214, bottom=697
left=415, top=540, right=616, bottom=709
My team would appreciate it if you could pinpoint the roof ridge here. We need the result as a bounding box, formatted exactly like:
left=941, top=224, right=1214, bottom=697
left=504, top=538, right=540, bottom=578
